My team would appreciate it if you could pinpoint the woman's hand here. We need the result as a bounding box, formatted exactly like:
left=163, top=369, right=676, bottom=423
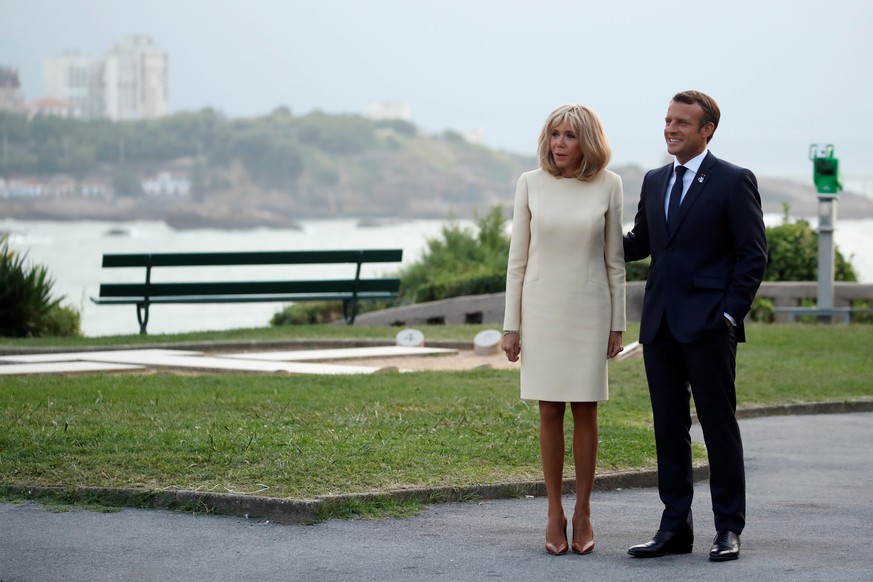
left=607, top=331, right=624, bottom=359
left=502, top=331, right=521, bottom=362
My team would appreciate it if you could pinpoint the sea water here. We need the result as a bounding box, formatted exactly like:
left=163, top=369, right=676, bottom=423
left=3, top=216, right=872, bottom=337
left=2, top=219, right=453, bottom=336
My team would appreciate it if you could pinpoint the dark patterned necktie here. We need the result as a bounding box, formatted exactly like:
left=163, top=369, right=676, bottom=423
left=667, top=165, right=687, bottom=235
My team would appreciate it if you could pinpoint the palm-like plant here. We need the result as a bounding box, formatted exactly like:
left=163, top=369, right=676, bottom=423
left=0, top=233, right=64, bottom=337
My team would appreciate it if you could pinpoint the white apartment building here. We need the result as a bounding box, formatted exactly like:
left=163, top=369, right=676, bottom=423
left=366, top=101, right=411, bottom=121
left=41, top=35, right=167, bottom=121
left=42, top=51, right=96, bottom=118
left=103, top=35, right=168, bottom=121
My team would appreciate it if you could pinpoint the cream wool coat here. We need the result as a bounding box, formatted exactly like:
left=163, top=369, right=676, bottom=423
left=503, top=169, right=626, bottom=402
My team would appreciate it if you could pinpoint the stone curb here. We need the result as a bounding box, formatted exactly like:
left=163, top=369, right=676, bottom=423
left=6, top=400, right=871, bottom=524
left=734, top=399, right=873, bottom=418
left=1, top=468, right=707, bottom=526
left=1, top=485, right=321, bottom=524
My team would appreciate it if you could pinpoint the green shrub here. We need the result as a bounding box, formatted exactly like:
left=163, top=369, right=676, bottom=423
left=41, top=303, right=82, bottom=336
left=625, top=257, right=650, bottom=282
left=764, top=204, right=856, bottom=282
left=0, top=234, right=81, bottom=337
left=852, top=300, right=873, bottom=324
left=270, top=300, right=396, bottom=326
left=399, top=206, right=510, bottom=303
left=412, top=271, right=506, bottom=303
left=749, top=296, right=775, bottom=322
left=271, top=301, right=345, bottom=325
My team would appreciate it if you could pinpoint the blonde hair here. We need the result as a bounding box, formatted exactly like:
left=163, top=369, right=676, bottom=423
left=537, top=104, right=611, bottom=181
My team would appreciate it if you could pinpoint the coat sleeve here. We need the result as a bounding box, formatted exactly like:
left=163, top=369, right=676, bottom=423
left=605, top=173, right=627, bottom=331
left=503, top=174, right=530, bottom=331
left=724, top=168, right=768, bottom=321
left=623, top=172, right=652, bottom=262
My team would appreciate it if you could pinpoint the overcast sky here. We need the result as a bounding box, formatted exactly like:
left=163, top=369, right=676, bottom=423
left=2, top=0, right=871, bottom=184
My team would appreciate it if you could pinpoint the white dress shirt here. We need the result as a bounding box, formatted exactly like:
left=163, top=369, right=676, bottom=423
left=664, top=149, right=708, bottom=220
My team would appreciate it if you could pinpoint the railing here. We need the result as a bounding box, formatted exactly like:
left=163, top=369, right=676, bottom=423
left=756, top=281, right=873, bottom=323
left=629, top=281, right=873, bottom=323
left=352, top=282, right=873, bottom=327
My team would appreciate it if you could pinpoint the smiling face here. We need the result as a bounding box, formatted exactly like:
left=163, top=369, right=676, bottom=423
left=550, top=119, right=584, bottom=177
left=664, top=100, right=714, bottom=164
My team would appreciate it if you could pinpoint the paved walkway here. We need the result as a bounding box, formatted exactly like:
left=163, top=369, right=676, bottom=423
left=2, top=412, right=872, bottom=581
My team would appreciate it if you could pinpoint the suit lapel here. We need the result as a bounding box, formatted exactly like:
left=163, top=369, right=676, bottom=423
left=652, top=164, right=673, bottom=235
left=669, top=152, right=717, bottom=239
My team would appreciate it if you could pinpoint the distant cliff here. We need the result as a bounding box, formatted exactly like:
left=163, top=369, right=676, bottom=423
left=2, top=109, right=872, bottom=227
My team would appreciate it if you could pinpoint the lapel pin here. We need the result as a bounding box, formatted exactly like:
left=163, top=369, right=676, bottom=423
left=697, top=172, right=706, bottom=183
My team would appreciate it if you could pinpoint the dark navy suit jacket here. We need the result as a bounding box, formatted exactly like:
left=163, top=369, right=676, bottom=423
left=624, top=152, right=768, bottom=344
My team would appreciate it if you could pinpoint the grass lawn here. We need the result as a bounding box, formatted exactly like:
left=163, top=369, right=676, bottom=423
left=1, top=322, right=871, bottom=514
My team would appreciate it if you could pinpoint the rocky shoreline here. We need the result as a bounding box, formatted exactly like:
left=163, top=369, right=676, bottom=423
left=4, top=178, right=873, bottom=227
left=2, top=198, right=303, bottom=230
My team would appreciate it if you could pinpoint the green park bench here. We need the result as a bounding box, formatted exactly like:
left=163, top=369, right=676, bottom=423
left=91, top=249, right=403, bottom=334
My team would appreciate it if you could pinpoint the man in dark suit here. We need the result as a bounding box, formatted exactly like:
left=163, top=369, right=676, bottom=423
left=623, top=90, right=768, bottom=562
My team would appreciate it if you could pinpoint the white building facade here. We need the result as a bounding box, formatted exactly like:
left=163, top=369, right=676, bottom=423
left=43, top=52, right=95, bottom=118
left=103, top=35, right=168, bottom=121
left=41, top=35, right=167, bottom=121
left=366, top=101, right=411, bottom=121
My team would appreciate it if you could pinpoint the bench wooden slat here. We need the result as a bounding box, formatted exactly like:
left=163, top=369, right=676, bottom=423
left=93, top=292, right=399, bottom=305
left=101, top=249, right=403, bottom=268
left=97, top=278, right=401, bottom=298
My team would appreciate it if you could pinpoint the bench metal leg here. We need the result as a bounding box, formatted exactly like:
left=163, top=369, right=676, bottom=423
left=342, top=299, right=357, bottom=325
left=136, top=303, right=150, bottom=335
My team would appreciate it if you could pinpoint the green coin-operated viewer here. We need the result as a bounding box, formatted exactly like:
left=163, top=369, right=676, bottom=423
left=809, top=144, right=847, bottom=321
left=810, top=144, right=843, bottom=195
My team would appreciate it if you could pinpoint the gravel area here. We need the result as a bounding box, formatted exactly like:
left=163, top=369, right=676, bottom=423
left=329, top=349, right=520, bottom=372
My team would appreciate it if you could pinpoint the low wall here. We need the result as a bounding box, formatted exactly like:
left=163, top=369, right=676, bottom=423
left=354, top=281, right=873, bottom=327
left=757, top=281, right=873, bottom=323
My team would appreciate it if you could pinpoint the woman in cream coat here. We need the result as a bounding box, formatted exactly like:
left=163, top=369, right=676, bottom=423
left=502, top=104, right=626, bottom=556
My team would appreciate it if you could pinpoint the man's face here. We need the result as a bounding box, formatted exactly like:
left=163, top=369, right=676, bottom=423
left=664, top=100, right=713, bottom=164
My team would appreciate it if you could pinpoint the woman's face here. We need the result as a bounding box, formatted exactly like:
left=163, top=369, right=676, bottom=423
left=550, top=119, right=583, bottom=177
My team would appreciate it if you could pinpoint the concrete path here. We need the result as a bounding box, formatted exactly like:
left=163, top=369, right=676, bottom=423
left=2, top=412, right=871, bottom=581
left=0, top=346, right=459, bottom=376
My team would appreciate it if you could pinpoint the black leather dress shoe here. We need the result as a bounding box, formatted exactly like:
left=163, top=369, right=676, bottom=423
left=627, top=529, right=693, bottom=558
left=709, top=530, right=740, bottom=561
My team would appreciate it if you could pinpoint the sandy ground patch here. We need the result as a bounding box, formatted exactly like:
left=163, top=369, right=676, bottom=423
left=328, top=349, right=520, bottom=372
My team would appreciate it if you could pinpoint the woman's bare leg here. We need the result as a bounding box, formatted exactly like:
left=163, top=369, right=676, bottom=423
left=570, top=401, right=598, bottom=553
left=539, top=400, right=568, bottom=554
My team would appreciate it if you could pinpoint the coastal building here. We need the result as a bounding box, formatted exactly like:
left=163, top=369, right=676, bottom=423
left=42, top=51, right=100, bottom=119
left=27, top=97, right=81, bottom=119
left=141, top=172, right=190, bottom=197
left=0, top=66, right=25, bottom=113
left=103, top=35, right=168, bottom=121
left=0, top=175, right=77, bottom=199
left=40, top=35, right=168, bottom=121
left=462, top=128, right=487, bottom=145
left=366, top=101, right=411, bottom=121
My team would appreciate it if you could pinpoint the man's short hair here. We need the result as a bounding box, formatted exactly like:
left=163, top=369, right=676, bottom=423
left=672, top=90, right=720, bottom=142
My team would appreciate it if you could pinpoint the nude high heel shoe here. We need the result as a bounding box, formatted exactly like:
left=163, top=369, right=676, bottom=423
left=572, top=517, right=595, bottom=555
left=545, top=516, right=569, bottom=555
left=571, top=538, right=595, bottom=555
